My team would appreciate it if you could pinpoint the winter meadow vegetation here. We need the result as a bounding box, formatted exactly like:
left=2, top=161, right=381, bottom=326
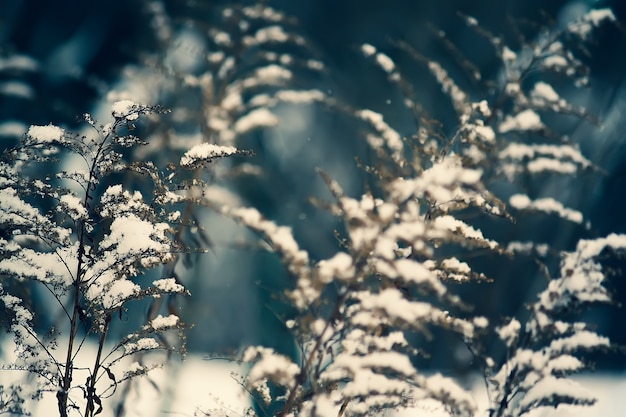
left=0, top=2, right=624, bottom=416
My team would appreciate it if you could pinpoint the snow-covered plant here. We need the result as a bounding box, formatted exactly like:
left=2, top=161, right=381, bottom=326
left=113, top=0, right=328, bottom=166
left=488, top=234, right=626, bottom=417
left=0, top=101, right=234, bottom=416
left=224, top=7, right=621, bottom=417
left=106, top=0, right=328, bottom=329
left=104, top=3, right=329, bottom=412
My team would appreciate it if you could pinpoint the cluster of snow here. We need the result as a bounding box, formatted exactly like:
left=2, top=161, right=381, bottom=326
left=507, top=240, right=550, bottom=257
left=497, top=318, right=521, bottom=347
left=243, top=346, right=300, bottom=402
left=179, top=143, right=238, bottom=167
left=123, top=337, right=160, bottom=354
left=0, top=54, right=38, bottom=72
left=275, top=88, right=326, bottom=103
left=233, top=107, right=279, bottom=134
left=375, top=52, right=396, bottom=73
left=316, top=252, right=355, bottom=284
left=217, top=56, right=235, bottom=79
left=531, top=81, right=561, bottom=102
left=509, top=194, right=583, bottom=224
left=427, top=61, right=470, bottom=116
left=111, top=100, right=142, bottom=121
left=352, top=287, right=475, bottom=338
left=439, top=257, right=472, bottom=281
left=213, top=29, right=232, bottom=47
left=255, top=63, right=292, bottom=83
left=242, top=4, right=285, bottom=22
left=100, top=213, right=170, bottom=263
left=421, top=373, right=476, bottom=417
left=392, top=156, right=488, bottom=219
left=244, top=25, right=292, bottom=46
left=101, top=278, right=141, bottom=310
left=568, top=8, right=616, bottom=40
left=147, top=314, right=179, bottom=331
left=361, top=43, right=377, bottom=57
left=0, top=80, right=34, bottom=99
left=499, top=109, right=543, bottom=133
left=434, top=215, right=498, bottom=248
left=0, top=120, right=27, bottom=138
left=500, top=143, right=591, bottom=168
left=58, top=193, right=88, bottom=221
left=500, top=143, right=592, bottom=179
left=152, top=277, right=186, bottom=294
left=464, top=122, right=495, bottom=143
left=358, top=109, right=404, bottom=162
left=27, top=124, right=65, bottom=142
left=99, top=185, right=147, bottom=217
left=538, top=234, right=626, bottom=312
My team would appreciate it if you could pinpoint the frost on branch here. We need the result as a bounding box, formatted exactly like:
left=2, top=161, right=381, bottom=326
left=486, top=234, right=625, bottom=417
left=222, top=8, right=621, bottom=417
left=116, top=0, right=328, bottom=172
left=180, top=143, right=244, bottom=168
left=243, top=346, right=301, bottom=405
left=227, top=146, right=498, bottom=416
left=0, top=103, right=192, bottom=416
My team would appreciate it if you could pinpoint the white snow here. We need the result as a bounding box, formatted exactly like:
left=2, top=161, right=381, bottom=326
left=499, top=109, right=543, bottom=133
left=246, top=25, right=290, bottom=45
left=361, top=43, right=377, bottom=56
left=124, top=337, right=160, bottom=354
left=497, top=318, right=521, bottom=346
left=316, top=252, right=355, bottom=283
left=152, top=277, right=186, bottom=293
left=422, top=373, right=476, bottom=415
left=59, top=193, right=88, bottom=221
left=376, top=52, right=396, bottom=73
left=243, top=346, right=300, bottom=387
left=180, top=143, right=238, bottom=166
left=432, top=215, right=498, bottom=249
left=0, top=121, right=27, bottom=137
left=531, top=81, right=560, bottom=102
left=502, top=46, right=517, bottom=62
left=111, top=100, right=141, bottom=121
left=472, top=124, right=495, bottom=143
left=509, top=194, right=583, bottom=223
left=0, top=54, right=38, bottom=71
left=2, top=337, right=624, bottom=417
left=441, top=257, right=471, bottom=274
left=100, top=213, right=170, bottom=256
left=27, top=124, right=65, bottom=142
left=233, top=107, right=279, bottom=133
left=0, top=81, right=34, bottom=99
left=569, top=8, right=616, bottom=40
left=102, top=279, right=141, bottom=309
left=427, top=61, right=470, bottom=115
left=358, top=109, right=403, bottom=159
left=275, top=89, right=326, bottom=103
left=499, top=143, right=591, bottom=173
left=148, top=314, right=179, bottom=330
left=549, top=331, right=610, bottom=353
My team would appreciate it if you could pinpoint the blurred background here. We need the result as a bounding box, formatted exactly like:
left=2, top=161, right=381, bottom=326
left=1, top=0, right=625, bottom=373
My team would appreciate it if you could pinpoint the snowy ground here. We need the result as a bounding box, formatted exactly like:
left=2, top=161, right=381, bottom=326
left=2, top=344, right=624, bottom=417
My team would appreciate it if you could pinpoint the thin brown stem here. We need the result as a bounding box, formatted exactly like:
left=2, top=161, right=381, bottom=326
left=85, top=314, right=112, bottom=417
left=276, top=297, right=344, bottom=417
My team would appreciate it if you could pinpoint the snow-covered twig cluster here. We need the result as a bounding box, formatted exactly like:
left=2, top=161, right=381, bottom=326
left=226, top=7, right=622, bottom=417
left=0, top=102, right=209, bottom=416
